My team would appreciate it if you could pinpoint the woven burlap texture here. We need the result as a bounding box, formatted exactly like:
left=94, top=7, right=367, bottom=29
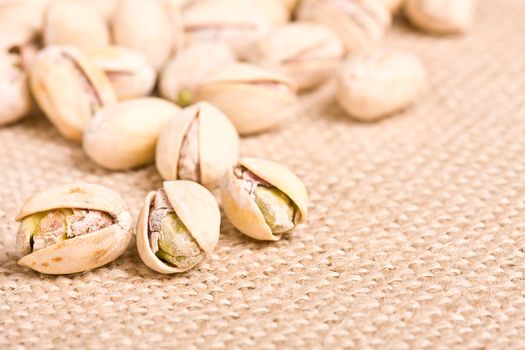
left=1, top=1, right=525, bottom=349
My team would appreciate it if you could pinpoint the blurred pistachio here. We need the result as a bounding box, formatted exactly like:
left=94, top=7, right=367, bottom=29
left=89, top=46, right=157, bottom=100
left=194, top=62, right=298, bottom=135
left=182, top=0, right=285, bottom=59
left=159, top=42, right=236, bottom=106
left=253, top=23, right=344, bottom=91
left=297, top=0, right=391, bottom=53
left=0, top=53, right=31, bottom=126
left=43, top=0, right=110, bottom=51
left=404, top=0, right=475, bottom=34
left=112, top=0, right=177, bottom=70
left=72, top=0, right=118, bottom=23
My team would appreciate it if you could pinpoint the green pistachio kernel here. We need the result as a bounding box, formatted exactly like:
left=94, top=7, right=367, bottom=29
left=156, top=212, right=204, bottom=269
left=254, top=186, right=296, bottom=234
left=176, top=89, right=192, bottom=107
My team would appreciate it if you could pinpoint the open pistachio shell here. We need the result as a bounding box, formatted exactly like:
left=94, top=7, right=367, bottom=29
left=29, top=45, right=117, bottom=142
left=156, top=101, right=239, bottom=188
left=182, top=0, right=281, bottom=59
left=88, top=46, right=157, bottom=100
left=16, top=183, right=133, bottom=274
left=159, top=42, right=236, bottom=106
left=83, top=97, right=180, bottom=170
left=44, top=1, right=110, bottom=51
left=193, top=62, right=298, bottom=135
left=297, top=0, right=391, bottom=53
left=254, top=23, right=344, bottom=91
left=136, top=180, right=220, bottom=274
left=336, top=49, right=427, bottom=121
left=404, top=0, right=475, bottom=34
left=112, top=0, right=174, bottom=70
left=221, top=157, right=308, bottom=241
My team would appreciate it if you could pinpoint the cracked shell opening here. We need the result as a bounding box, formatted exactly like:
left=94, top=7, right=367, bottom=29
left=148, top=189, right=204, bottom=269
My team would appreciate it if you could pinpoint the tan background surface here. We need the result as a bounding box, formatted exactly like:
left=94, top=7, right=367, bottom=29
left=1, top=1, right=525, bottom=349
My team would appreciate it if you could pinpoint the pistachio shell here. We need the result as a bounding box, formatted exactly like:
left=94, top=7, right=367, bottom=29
left=382, top=0, right=404, bottom=14
left=193, top=62, right=298, bottom=135
left=29, top=45, right=117, bottom=142
left=89, top=46, right=157, bottom=100
left=182, top=0, right=280, bottom=59
left=44, top=1, right=110, bottom=51
left=254, top=23, right=344, bottom=90
left=156, top=102, right=239, bottom=188
left=221, top=169, right=274, bottom=240
left=0, top=53, right=31, bottom=126
left=297, top=0, right=391, bottom=53
left=15, top=183, right=133, bottom=274
left=83, top=97, right=180, bottom=170
left=221, top=157, right=308, bottom=241
left=0, top=0, right=49, bottom=35
left=281, top=0, right=299, bottom=12
left=159, top=42, right=236, bottom=106
left=404, top=0, right=474, bottom=34
left=136, top=181, right=220, bottom=273
left=72, top=0, right=118, bottom=22
left=112, top=0, right=174, bottom=70
left=336, top=49, right=427, bottom=121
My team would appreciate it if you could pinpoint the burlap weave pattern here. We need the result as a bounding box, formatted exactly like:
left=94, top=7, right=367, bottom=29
left=1, top=1, right=525, bottom=348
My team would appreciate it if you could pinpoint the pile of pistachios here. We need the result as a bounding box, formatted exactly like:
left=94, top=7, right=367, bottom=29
left=3, top=0, right=475, bottom=275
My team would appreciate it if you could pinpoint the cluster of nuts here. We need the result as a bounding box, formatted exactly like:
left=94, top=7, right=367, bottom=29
left=3, top=0, right=475, bottom=274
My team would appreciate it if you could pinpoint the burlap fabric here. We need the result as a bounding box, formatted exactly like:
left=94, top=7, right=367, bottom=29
left=1, top=1, right=524, bottom=348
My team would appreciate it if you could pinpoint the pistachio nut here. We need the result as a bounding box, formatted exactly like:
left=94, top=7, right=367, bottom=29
left=43, top=0, right=110, bottom=52
left=297, top=0, right=391, bottom=53
left=136, top=181, right=220, bottom=273
left=0, top=0, right=49, bottom=35
left=193, top=62, right=298, bottom=135
left=83, top=97, right=180, bottom=170
left=182, top=0, right=282, bottom=59
left=254, top=23, right=344, bottom=91
left=72, top=0, right=118, bottom=22
left=221, top=158, right=308, bottom=241
left=29, top=45, right=117, bottom=142
left=112, top=0, right=175, bottom=70
left=281, top=0, right=300, bottom=13
left=159, top=42, right=236, bottom=106
left=404, top=0, right=475, bottom=34
left=156, top=102, right=239, bottom=188
left=0, top=53, right=31, bottom=126
left=382, top=0, right=404, bottom=14
left=16, top=183, right=133, bottom=274
left=336, top=49, right=427, bottom=121
left=89, top=46, right=156, bottom=100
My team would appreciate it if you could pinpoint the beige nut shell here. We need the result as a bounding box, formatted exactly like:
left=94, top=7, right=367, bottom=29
left=297, top=0, right=391, bottom=53
left=0, top=53, right=31, bottom=126
left=255, top=23, right=344, bottom=90
left=112, top=0, right=174, bottom=70
left=16, top=183, right=133, bottom=275
left=89, top=46, right=157, bottom=100
left=404, top=0, right=475, bottom=34
left=336, top=49, right=427, bottom=121
left=221, top=157, right=308, bottom=241
left=44, top=1, right=110, bottom=51
left=156, top=102, right=239, bottom=188
left=194, top=62, right=298, bottom=135
left=159, top=42, right=236, bottom=104
left=182, top=0, right=279, bottom=59
left=29, top=45, right=117, bottom=142
left=83, top=97, right=180, bottom=170
left=136, top=180, right=221, bottom=274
